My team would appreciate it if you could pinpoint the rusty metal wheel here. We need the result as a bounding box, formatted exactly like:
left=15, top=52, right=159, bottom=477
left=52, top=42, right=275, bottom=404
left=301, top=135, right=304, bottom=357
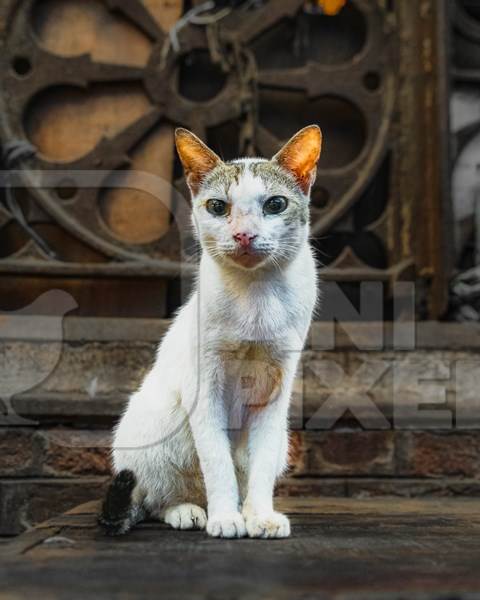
left=0, top=0, right=396, bottom=280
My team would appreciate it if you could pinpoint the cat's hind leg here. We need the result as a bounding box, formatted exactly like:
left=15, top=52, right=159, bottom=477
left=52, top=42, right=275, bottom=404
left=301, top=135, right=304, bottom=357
left=161, top=503, right=207, bottom=530
left=151, top=470, right=208, bottom=530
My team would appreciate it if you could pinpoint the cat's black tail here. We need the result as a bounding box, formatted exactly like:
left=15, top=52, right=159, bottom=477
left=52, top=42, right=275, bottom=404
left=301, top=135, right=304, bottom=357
left=98, top=470, right=145, bottom=536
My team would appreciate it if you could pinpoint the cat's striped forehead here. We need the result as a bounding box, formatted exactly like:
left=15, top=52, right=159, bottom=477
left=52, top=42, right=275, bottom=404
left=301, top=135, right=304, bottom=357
left=200, top=158, right=301, bottom=199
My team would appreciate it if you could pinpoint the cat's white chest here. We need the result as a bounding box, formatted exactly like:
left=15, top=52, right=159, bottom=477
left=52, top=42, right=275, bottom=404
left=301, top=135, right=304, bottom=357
left=237, top=291, right=285, bottom=341
left=224, top=280, right=297, bottom=343
left=220, top=342, right=283, bottom=422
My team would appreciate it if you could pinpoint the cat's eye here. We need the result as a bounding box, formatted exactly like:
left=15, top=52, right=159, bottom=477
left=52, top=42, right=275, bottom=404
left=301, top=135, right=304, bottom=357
left=206, top=199, right=229, bottom=217
left=263, top=196, right=288, bottom=215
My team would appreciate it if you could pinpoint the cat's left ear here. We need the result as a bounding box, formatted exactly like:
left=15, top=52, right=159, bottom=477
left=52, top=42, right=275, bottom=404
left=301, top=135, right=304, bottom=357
left=175, top=128, right=222, bottom=195
left=273, top=125, right=322, bottom=194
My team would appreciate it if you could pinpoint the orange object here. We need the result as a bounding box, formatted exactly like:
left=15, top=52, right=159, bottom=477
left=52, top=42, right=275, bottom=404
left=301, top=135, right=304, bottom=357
left=317, top=0, right=347, bottom=15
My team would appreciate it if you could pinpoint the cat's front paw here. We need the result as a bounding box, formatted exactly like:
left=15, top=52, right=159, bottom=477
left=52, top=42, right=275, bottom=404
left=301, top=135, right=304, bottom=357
left=244, top=510, right=291, bottom=539
left=206, top=512, right=247, bottom=538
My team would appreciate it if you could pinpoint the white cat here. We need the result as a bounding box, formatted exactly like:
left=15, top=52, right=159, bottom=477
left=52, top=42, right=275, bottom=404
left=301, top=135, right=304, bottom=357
left=100, top=125, right=322, bottom=539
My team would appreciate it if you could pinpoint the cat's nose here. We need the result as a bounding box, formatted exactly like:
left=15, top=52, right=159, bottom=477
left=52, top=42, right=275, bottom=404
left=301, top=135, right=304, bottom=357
left=233, top=232, right=257, bottom=248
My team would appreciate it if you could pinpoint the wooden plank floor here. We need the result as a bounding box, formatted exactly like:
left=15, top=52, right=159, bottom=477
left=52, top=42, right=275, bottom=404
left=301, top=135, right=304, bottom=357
left=1, top=497, right=480, bottom=599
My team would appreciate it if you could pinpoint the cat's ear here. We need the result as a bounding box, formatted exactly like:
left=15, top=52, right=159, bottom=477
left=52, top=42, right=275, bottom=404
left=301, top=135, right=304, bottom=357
left=273, top=125, right=322, bottom=194
left=175, top=128, right=222, bottom=194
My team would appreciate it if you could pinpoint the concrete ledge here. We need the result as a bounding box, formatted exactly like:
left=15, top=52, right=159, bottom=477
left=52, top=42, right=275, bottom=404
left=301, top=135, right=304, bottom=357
left=2, top=317, right=480, bottom=349
left=3, top=320, right=480, bottom=423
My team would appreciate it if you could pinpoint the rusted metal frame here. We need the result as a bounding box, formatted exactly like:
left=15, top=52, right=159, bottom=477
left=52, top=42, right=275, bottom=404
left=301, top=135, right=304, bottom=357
left=0, top=258, right=195, bottom=278
left=28, top=109, right=181, bottom=263
left=0, top=0, right=451, bottom=313
left=3, top=0, right=383, bottom=254
left=1, top=1, right=147, bottom=121
left=417, top=0, right=452, bottom=317
left=249, top=1, right=394, bottom=254
left=318, top=266, right=392, bottom=283
left=161, top=23, right=257, bottom=142
left=0, top=257, right=407, bottom=283
left=388, top=0, right=450, bottom=317
left=0, top=0, right=252, bottom=267
left=308, top=14, right=394, bottom=240
left=0, top=257, right=404, bottom=283
left=294, top=1, right=407, bottom=282
left=9, top=50, right=147, bottom=108
left=0, top=1, right=181, bottom=269
left=146, top=27, right=249, bottom=132
left=393, top=1, right=427, bottom=298
left=305, top=20, right=395, bottom=277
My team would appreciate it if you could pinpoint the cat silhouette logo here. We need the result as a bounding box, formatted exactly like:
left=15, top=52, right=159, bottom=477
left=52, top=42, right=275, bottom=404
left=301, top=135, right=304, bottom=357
left=0, top=290, right=77, bottom=425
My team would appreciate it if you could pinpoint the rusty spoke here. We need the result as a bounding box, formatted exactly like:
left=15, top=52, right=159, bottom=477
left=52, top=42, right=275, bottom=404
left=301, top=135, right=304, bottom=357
left=33, top=108, right=165, bottom=258
left=76, top=108, right=162, bottom=170
left=258, top=64, right=369, bottom=100
left=257, top=66, right=308, bottom=93
left=37, top=51, right=146, bottom=88
left=102, top=0, right=164, bottom=40
left=43, top=108, right=163, bottom=172
left=93, top=107, right=164, bottom=169
left=9, top=49, right=148, bottom=114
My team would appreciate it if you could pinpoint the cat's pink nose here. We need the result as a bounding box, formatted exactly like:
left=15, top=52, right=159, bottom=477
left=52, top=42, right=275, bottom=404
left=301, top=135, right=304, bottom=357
left=233, top=232, right=257, bottom=248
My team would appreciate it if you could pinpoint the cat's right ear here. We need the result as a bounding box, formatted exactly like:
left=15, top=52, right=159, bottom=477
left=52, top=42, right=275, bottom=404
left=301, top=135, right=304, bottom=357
left=273, top=125, right=322, bottom=194
left=175, top=128, right=222, bottom=195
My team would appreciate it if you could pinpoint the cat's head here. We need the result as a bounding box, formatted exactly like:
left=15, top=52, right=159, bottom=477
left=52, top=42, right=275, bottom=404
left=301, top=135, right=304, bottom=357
left=175, top=125, right=322, bottom=270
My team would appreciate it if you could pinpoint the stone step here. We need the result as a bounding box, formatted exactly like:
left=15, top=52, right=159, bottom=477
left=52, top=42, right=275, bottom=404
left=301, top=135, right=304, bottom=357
left=276, top=476, right=480, bottom=498
left=2, top=317, right=480, bottom=534
left=3, top=317, right=480, bottom=426
left=3, top=474, right=480, bottom=536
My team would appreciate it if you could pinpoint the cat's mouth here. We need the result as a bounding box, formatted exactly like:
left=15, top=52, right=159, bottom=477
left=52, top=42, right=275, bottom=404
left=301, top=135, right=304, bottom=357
left=229, top=248, right=267, bottom=269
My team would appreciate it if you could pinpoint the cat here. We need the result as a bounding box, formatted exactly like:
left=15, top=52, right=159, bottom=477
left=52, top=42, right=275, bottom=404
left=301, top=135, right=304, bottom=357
left=99, top=124, right=322, bottom=538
